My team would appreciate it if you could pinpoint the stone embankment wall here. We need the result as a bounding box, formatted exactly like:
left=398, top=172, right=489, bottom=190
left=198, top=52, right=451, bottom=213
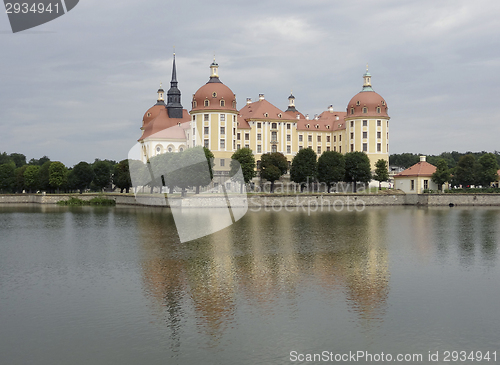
left=1, top=193, right=500, bottom=207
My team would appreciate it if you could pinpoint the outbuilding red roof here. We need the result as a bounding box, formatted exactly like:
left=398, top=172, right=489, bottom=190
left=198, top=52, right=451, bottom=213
left=395, top=161, right=436, bottom=177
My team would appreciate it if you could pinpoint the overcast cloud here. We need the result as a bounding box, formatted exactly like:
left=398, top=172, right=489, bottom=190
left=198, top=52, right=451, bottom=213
left=1, top=0, right=499, bottom=166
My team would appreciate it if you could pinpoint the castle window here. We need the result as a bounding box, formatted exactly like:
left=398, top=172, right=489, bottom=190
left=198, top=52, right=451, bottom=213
left=287, top=146, right=291, bottom=154
left=350, top=121, right=354, bottom=128
left=339, top=135, right=341, bottom=142
left=220, top=114, right=225, bottom=121
left=327, top=147, right=330, bottom=151
left=271, top=131, right=277, bottom=142
left=204, top=114, right=209, bottom=121
left=377, top=131, right=381, bottom=139
left=287, top=134, right=291, bottom=141
left=179, top=147, right=184, bottom=152
left=327, top=136, right=330, bottom=143
left=204, top=100, right=209, bottom=107
left=220, top=159, right=225, bottom=167
left=356, top=101, right=360, bottom=106
left=212, top=92, right=217, bottom=98
left=237, top=133, right=241, bottom=140
left=193, top=101, right=197, bottom=108
left=245, top=144, right=249, bottom=149
left=220, top=126, right=225, bottom=135
left=264, top=113, right=269, bottom=117
left=377, top=120, right=381, bottom=126
left=315, top=124, right=319, bottom=129
left=299, top=135, right=303, bottom=142
left=237, top=144, right=241, bottom=150
left=363, top=107, right=367, bottom=114
left=287, top=123, right=290, bottom=130
left=245, top=133, right=249, bottom=141
left=363, top=120, right=368, bottom=127
left=257, top=122, right=262, bottom=128
left=350, top=132, right=354, bottom=140
left=363, top=132, right=367, bottom=139
left=204, top=127, right=209, bottom=134
left=308, top=135, right=312, bottom=142
left=306, top=124, right=310, bottom=128
left=317, top=146, right=321, bottom=154
left=192, top=115, right=196, bottom=121
left=351, top=144, right=354, bottom=152
left=317, top=135, right=321, bottom=142
left=204, top=139, right=209, bottom=148
left=334, top=135, right=336, bottom=142
left=220, top=100, right=225, bottom=107
left=339, top=146, right=341, bottom=153
left=168, top=147, right=173, bottom=152
left=271, top=123, right=277, bottom=129
left=299, top=146, right=303, bottom=150
left=271, top=145, right=277, bottom=153
left=377, top=143, right=381, bottom=152
left=326, top=125, right=330, bottom=129
left=257, top=145, right=262, bottom=153
left=376, top=107, right=381, bottom=113
left=350, top=108, right=354, bottom=115
left=257, top=133, right=261, bottom=141
left=147, top=112, right=151, bottom=117
left=382, top=101, right=386, bottom=106
left=363, top=143, right=367, bottom=152
left=278, top=113, right=282, bottom=118
left=220, top=139, right=225, bottom=149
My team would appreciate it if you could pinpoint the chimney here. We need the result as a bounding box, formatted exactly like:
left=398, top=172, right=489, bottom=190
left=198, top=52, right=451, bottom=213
left=420, top=156, right=426, bottom=162
left=328, top=105, right=334, bottom=113
left=296, top=114, right=300, bottom=120
left=246, top=97, right=252, bottom=105
left=314, top=114, right=319, bottom=120
left=305, top=114, right=310, bottom=120
left=259, top=94, right=265, bottom=101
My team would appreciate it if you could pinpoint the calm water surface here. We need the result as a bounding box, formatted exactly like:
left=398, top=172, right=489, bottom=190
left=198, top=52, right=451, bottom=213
left=1, top=204, right=499, bottom=364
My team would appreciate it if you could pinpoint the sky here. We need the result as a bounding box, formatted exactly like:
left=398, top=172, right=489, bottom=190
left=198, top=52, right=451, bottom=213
left=1, top=0, right=499, bottom=167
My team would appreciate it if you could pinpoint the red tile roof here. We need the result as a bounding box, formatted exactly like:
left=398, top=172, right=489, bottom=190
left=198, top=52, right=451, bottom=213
left=138, top=108, right=190, bottom=141
left=297, top=110, right=347, bottom=132
left=395, top=161, right=436, bottom=177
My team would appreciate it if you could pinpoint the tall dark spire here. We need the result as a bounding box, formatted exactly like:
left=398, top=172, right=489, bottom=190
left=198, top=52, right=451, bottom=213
left=166, top=53, right=183, bottom=118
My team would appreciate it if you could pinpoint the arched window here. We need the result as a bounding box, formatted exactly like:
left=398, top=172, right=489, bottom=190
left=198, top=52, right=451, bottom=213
left=204, top=100, right=209, bottom=107
left=220, top=100, right=225, bottom=107
left=376, top=107, right=381, bottom=113
left=363, top=107, right=367, bottom=113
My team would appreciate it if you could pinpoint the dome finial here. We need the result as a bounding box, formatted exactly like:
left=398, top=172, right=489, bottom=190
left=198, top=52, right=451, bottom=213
left=366, top=63, right=369, bottom=72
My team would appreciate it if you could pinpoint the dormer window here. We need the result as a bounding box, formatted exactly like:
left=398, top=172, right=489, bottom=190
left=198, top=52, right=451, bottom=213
left=381, top=101, right=385, bottom=106
left=376, top=106, right=381, bottom=113
left=147, top=112, right=151, bottom=117
left=350, top=108, right=354, bottom=115
left=326, top=125, right=330, bottom=129
left=356, top=101, right=360, bottom=106
left=204, top=100, right=209, bottom=107
left=264, top=113, right=269, bottom=117
left=220, top=100, right=225, bottom=107
left=232, top=101, right=236, bottom=108
left=212, top=92, right=217, bottom=98
left=306, top=124, right=310, bottom=128
left=315, top=124, right=319, bottom=129
left=278, top=113, right=282, bottom=118
left=193, top=101, right=197, bottom=108
left=363, top=107, right=367, bottom=114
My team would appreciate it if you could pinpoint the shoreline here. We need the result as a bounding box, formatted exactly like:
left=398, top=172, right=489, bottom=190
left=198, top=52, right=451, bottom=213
left=2, top=193, right=500, bottom=207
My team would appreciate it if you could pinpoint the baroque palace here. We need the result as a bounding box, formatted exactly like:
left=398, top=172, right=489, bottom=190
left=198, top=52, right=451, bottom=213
left=138, top=55, right=390, bottom=174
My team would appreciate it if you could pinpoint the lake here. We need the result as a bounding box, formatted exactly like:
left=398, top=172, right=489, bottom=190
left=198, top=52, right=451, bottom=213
left=0, top=204, right=499, bottom=364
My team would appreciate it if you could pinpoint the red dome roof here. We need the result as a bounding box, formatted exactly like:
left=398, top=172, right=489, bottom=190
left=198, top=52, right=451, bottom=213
left=142, top=104, right=165, bottom=128
left=347, top=91, right=388, bottom=118
left=191, top=82, right=237, bottom=112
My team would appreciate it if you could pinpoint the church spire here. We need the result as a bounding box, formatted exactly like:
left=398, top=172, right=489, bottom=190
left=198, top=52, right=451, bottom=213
left=166, top=53, right=183, bottom=118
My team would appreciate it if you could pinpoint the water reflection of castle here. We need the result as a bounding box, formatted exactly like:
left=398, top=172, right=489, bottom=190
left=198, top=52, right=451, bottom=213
left=137, top=209, right=390, bottom=341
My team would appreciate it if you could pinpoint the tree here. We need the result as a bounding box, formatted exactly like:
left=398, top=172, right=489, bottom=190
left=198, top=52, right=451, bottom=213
left=24, top=165, right=40, bottom=193
left=290, top=147, right=317, bottom=192
left=317, top=151, right=345, bottom=193
left=0, top=152, right=12, bottom=165
left=72, top=161, right=95, bottom=193
left=454, top=154, right=476, bottom=187
left=231, top=147, right=256, bottom=192
left=49, top=162, right=67, bottom=193
left=344, top=151, right=371, bottom=193
left=10, top=153, right=26, bottom=168
left=93, top=160, right=112, bottom=191
left=28, top=155, right=50, bottom=166
left=373, top=159, right=389, bottom=190
left=431, top=159, right=450, bottom=191
left=14, top=165, right=28, bottom=193
left=38, top=161, right=52, bottom=192
left=389, top=153, right=420, bottom=169
left=113, top=159, right=132, bottom=193
left=0, top=162, right=16, bottom=193
left=260, top=152, right=288, bottom=193
left=189, top=147, right=215, bottom=194
left=477, top=153, right=499, bottom=187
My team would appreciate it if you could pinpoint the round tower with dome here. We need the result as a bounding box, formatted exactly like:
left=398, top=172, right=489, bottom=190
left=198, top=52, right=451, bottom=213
left=344, top=67, right=390, bottom=169
left=190, top=59, right=239, bottom=164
